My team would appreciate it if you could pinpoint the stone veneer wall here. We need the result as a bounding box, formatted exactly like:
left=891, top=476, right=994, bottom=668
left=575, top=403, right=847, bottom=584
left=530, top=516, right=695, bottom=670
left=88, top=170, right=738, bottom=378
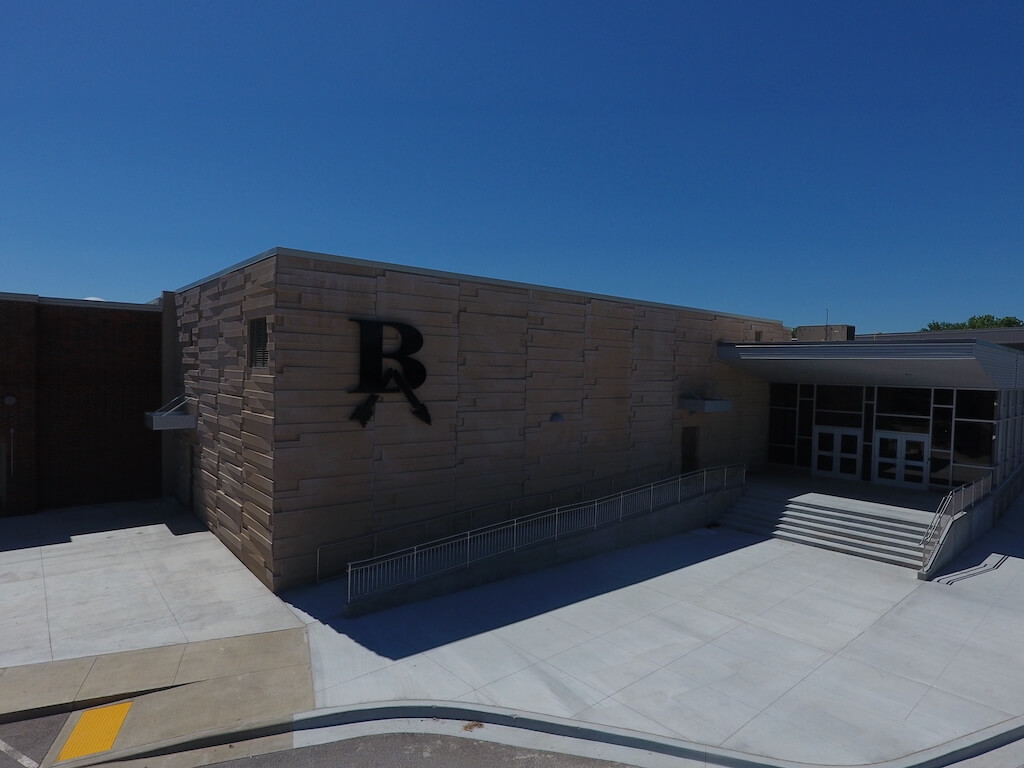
left=176, top=251, right=788, bottom=591
left=174, top=259, right=277, bottom=585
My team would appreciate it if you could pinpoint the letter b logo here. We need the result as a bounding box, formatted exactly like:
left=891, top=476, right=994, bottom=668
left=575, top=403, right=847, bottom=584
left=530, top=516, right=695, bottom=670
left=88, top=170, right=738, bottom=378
left=350, top=319, right=427, bottom=393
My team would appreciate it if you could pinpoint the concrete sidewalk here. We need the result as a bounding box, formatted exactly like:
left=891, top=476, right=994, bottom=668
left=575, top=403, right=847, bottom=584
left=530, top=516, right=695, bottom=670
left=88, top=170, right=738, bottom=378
left=0, top=499, right=303, bottom=666
left=0, top=499, right=311, bottom=767
left=287, top=500, right=1024, bottom=766
left=2, top=494, right=1024, bottom=767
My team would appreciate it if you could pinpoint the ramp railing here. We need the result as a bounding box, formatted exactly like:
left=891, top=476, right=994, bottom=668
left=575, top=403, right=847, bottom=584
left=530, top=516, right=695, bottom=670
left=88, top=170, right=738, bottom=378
left=347, top=464, right=745, bottom=605
left=920, top=473, right=992, bottom=573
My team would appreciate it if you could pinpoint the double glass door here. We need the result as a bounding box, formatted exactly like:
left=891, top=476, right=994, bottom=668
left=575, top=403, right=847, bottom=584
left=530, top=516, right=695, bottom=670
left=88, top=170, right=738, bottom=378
left=813, top=428, right=861, bottom=480
left=874, top=432, right=929, bottom=488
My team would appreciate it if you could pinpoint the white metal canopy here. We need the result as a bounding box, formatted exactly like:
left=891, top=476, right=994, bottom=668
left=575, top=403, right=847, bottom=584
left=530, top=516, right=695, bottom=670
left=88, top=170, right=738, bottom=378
left=717, top=340, right=1024, bottom=389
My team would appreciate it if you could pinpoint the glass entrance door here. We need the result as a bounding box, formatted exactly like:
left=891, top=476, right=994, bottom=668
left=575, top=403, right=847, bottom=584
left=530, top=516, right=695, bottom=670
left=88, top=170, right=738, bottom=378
left=813, top=427, right=861, bottom=480
left=875, top=432, right=930, bottom=488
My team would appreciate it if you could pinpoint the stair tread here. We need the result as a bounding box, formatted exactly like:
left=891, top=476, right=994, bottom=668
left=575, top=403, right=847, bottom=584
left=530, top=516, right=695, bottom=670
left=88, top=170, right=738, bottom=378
left=722, top=516, right=922, bottom=567
left=773, top=531, right=922, bottom=567
left=771, top=522, right=922, bottom=553
left=784, top=504, right=931, bottom=530
left=723, top=509, right=927, bottom=539
left=720, top=492, right=931, bottom=570
left=721, top=516, right=923, bottom=555
left=727, top=498, right=931, bottom=528
left=736, top=507, right=926, bottom=537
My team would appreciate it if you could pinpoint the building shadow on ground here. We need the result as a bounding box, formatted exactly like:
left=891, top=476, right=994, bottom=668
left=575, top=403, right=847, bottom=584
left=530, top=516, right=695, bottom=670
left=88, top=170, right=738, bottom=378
left=0, top=497, right=204, bottom=552
left=930, top=500, right=1024, bottom=583
left=284, top=526, right=767, bottom=659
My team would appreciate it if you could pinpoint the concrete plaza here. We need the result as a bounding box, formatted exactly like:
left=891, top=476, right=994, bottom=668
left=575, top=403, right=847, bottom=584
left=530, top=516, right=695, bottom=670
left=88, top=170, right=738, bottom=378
left=2, top=492, right=1024, bottom=766
left=290, top=495, right=1024, bottom=765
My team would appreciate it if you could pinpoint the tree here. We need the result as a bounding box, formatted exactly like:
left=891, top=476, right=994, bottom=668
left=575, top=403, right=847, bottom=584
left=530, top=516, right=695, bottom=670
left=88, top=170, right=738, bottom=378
left=921, top=315, right=1023, bottom=331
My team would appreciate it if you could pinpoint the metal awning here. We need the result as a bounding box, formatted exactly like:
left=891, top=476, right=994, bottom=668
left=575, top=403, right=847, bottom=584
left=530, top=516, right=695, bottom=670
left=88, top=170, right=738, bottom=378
left=145, top=394, right=197, bottom=431
left=717, top=340, right=1024, bottom=389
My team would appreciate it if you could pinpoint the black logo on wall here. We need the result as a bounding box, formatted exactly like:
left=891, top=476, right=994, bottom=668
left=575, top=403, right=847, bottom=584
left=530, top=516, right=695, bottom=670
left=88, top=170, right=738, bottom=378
left=349, top=319, right=431, bottom=427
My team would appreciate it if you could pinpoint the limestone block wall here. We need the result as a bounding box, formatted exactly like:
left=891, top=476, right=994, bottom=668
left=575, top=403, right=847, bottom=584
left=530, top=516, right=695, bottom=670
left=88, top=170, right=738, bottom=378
left=175, top=258, right=277, bottom=586
left=175, top=250, right=788, bottom=591
left=268, top=252, right=786, bottom=590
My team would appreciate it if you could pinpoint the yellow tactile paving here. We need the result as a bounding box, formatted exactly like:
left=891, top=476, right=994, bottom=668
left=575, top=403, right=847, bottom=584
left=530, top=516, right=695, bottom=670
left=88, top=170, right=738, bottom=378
left=57, top=701, right=132, bottom=761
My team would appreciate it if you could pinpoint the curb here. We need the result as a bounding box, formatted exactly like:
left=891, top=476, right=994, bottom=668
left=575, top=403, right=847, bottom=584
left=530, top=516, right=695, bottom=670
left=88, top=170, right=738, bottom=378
left=0, top=685, right=184, bottom=726
left=59, top=700, right=1024, bottom=768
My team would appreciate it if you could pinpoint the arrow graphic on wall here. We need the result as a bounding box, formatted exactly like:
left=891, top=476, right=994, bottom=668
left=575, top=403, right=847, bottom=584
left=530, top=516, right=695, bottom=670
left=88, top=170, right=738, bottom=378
left=349, top=369, right=431, bottom=427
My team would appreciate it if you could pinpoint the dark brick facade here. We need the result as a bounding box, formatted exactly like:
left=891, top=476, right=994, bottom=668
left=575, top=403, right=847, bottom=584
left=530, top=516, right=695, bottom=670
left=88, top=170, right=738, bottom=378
left=0, top=296, right=163, bottom=514
left=0, top=299, right=38, bottom=514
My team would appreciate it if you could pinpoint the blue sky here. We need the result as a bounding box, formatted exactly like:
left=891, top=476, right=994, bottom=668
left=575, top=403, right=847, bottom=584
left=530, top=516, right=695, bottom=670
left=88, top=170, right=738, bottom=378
left=2, top=1, right=1021, bottom=332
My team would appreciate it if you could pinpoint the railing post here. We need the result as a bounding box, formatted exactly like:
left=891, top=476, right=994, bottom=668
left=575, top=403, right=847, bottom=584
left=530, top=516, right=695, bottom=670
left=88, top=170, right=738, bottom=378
left=346, top=463, right=754, bottom=605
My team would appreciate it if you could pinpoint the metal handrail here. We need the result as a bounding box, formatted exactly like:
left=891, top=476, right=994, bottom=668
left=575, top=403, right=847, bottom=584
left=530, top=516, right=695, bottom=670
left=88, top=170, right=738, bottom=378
left=920, top=473, right=993, bottom=572
left=346, top=464, right=745, bottom=604
left=315, top=464, right=665, bottom=582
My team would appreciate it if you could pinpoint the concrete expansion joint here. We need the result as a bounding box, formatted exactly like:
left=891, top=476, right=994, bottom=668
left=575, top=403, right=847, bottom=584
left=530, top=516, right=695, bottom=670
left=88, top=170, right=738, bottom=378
left=0, top=685, right=186, bottom=727
left=50, top=700, right=1024, bottom=768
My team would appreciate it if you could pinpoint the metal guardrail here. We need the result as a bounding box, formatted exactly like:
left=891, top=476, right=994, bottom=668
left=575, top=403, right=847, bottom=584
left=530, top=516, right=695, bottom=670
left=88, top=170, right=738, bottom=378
left=920, top=473, right=993, bottom=572
left=346, top=464, right=745, bottom=604
left=315, top=464, right=667, bottom=583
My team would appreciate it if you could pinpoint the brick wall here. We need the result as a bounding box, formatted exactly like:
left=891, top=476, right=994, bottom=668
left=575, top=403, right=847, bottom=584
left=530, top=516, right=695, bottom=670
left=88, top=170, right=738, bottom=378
left=0, top=296, right=162, bottom=514
left=0, top=298, right=38, bottom=514
left=35, top=304, right=162, bottom=508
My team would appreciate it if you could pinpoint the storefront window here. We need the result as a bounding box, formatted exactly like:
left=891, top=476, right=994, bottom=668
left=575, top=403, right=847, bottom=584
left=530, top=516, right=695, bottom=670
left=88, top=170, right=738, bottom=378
left=770, top=383, right=797, bottom=408
left=877, top=387, right=930, bottom=417
left=876, top=415, right=930, bottom=433
left=932, top=407, right=952, bottom=450
left=798, top=400, right=813, bottom=437
left=953, top=421, right=994, bottom=465
left=817, top=411, right=862, bottom=428
left=769, top=409, right=797, bottom=445
left=930, top=453, right=951, bottom=484
left=817, top=385, right=863, bottom=412
left=956, top=390, right=997, bottom=421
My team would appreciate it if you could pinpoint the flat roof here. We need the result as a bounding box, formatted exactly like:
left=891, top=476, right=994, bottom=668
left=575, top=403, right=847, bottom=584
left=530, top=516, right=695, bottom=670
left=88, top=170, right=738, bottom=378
left=718, top=340, right=1024, bottom=389
left=176, top=246, right=784, bottom=326
left=0, top=292, right=162, bottom=312
left=857, top=328, right=1024, bottom=352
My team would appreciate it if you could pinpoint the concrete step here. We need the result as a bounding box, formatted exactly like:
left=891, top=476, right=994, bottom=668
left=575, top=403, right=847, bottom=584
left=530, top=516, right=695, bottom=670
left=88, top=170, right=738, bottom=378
left=788, top=493, right=934, bottom=526
left=771, top=519, right=922, bottom=557
left=723, top=503, right=926, bottom=538
left=720, top=493, right=929, bottom=569
left=771, top=529, right=924, bottom=569
left=781, top=505, right=927, bottom=540
left=726, top=509, right=925, bottom=550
